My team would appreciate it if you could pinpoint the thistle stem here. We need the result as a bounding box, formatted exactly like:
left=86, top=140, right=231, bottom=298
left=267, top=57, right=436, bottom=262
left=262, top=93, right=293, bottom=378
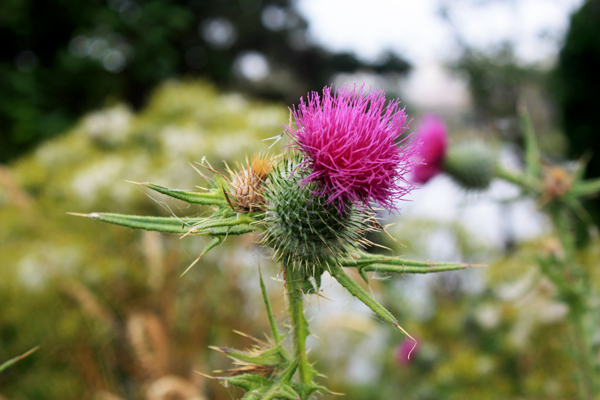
left=495, top=165, right=540, bottom=193
left=569, top=306, right=597, bottom=399
left=285, top=263, right=313, bottom=397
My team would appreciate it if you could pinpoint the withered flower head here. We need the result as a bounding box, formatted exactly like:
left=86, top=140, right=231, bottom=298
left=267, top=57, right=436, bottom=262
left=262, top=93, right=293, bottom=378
left=227, top=153, right=275, bottom=212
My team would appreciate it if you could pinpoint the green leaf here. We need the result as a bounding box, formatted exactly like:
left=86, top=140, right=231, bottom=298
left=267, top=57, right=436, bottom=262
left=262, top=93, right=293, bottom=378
left=137, top=181, right=228, bottom=206
left=328, top=263, right=398, bottom=328
left=186, top=214, right=259, bottom=232
left=70, top=212, right=198, bottom=234
left=209, top=346, right=285, bottom=366
left=336, top=253, right=480, bottom=282
left=328, top=263, right=417, bottom=346
left=224, top=374, right=272, bottom=391
left=262, top=383, right=301, bottom=400
left=571, top=179, right=600, bottom=198
left=180, top=236, right=223, bottom=276
left=70, top=212, right=261, bottom=237
left=359, top=263, right=480, bottom=276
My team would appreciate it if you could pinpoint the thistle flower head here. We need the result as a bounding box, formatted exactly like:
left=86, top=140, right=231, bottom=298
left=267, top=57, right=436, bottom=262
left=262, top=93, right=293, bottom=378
left=411, top=115, right=448, bottom=184
left=285, top=84, right=418, bottom=214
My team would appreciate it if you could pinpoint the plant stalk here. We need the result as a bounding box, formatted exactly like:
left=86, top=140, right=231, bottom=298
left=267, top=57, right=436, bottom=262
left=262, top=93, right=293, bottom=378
left=285, top=263, right=313, bottom=399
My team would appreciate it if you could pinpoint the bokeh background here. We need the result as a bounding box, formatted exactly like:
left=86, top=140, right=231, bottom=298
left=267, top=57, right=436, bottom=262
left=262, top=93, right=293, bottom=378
left=2, top=0, right=600, bottom=398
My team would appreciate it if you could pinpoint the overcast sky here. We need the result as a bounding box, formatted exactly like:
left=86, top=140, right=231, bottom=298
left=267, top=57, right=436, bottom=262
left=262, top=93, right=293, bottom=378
left=297, top=0, right=584, bottom=65
left=296, top=0, right=585, bottom=108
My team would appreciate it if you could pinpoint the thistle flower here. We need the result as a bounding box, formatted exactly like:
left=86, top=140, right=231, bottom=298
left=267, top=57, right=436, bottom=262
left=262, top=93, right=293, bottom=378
left=411, top=115, right=448, bottom=184
left=285, top=84, right=417, bottom=214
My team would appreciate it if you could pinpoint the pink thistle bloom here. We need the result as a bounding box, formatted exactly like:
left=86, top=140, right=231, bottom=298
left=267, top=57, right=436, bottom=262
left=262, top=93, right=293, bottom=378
left=411, top=115, right=448, bottom=184
left=285, top=84, right=418, bottom=214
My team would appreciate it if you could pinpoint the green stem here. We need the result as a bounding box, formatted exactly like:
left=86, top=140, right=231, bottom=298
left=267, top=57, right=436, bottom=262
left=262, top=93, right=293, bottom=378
left=0, top=346, right=39, bottom=373
left=495, top=166, right=540, bottom=193
left=569, top=307, right=597, bottom=399
left=548, top=206, right=599, bottom=398
left=259, top=269, right=284, bottom=347
left=285, top=264, right=313, bottom=398
left=549, top=206, right=575, bottom=262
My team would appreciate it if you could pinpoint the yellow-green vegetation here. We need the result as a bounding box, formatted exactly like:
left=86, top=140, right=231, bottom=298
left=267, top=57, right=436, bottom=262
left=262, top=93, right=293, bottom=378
left=312, top=236, right=579, bottom=399
left=0, top=80, right=288, bottom=399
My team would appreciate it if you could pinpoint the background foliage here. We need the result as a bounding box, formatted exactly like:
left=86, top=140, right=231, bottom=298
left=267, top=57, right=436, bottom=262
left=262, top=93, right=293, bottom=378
left=0, top=79, right=589, bottom=399
left=0, top=0, right=410, bottom=163
left=3, top=0, right=600, bottom=398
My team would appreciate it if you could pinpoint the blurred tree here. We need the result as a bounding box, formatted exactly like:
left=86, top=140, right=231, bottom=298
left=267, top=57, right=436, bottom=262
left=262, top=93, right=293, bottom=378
left=0, top=0, right=410, bottom=163
left=454, top=46, right=533, bottom=126
left=556, top=1, right=600, bottom=181
left=0, top=80, right=290, bottom=399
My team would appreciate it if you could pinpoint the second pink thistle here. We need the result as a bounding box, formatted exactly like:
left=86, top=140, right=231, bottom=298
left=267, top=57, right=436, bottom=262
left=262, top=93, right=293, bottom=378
left=411, top=115, right=448, bottom=184
left=286, top=85, right=418, bottom=214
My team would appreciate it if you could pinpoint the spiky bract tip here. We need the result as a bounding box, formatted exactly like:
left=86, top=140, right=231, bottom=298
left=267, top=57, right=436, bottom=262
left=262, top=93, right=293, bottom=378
left=262, top=156, right=378, bottom=277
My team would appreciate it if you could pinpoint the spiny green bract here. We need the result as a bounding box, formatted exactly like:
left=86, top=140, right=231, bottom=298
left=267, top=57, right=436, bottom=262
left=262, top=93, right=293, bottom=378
left=262, top=156, right=377, bottom=277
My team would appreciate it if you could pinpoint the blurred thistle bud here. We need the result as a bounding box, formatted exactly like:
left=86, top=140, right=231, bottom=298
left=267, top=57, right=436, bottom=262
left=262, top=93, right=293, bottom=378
left=443, top=141, right=495, bottom=190
left=411, top=115, right=448, bottom=184
left=262, top=156, right=378, bottom=278
left=542, top=166, right=573, bottom=201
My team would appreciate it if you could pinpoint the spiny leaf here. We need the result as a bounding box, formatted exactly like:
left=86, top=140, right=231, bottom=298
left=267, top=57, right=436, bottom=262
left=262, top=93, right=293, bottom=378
left=241, top=388, right=269, bottom=400
left=329, top=263, right=416, bottom=344
left=69, top=213, right=198, bottom=234
left=223, top=373, right=272, bottom=391
left=181, top=236, right=222, bottom=276
left=128, top=181, right=228, bottom=206
left=359, top=263, right=481, bottom=276
left=335, top=253, right=480, bottom=282
left=209, top=347, right=284, bottom=366
left=184, top=214, right=259, bottom=234
left=70, top=212, right=261, bottom=237
left=329, top=263, right=397, bottom=326
left=262, top=383, right=301, bottom=400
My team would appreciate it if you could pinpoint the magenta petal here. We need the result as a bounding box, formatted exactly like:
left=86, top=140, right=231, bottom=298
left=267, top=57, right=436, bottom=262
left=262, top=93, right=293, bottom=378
left=410, top=114, right=448, bottom=184
left=285, top=84, right=419, bottom=214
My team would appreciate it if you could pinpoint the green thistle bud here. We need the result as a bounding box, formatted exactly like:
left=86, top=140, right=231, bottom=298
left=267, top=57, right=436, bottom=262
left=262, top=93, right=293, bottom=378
left=443, top=141, right=495, bottom=190
left=262, top=156, right=377, bottom=277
